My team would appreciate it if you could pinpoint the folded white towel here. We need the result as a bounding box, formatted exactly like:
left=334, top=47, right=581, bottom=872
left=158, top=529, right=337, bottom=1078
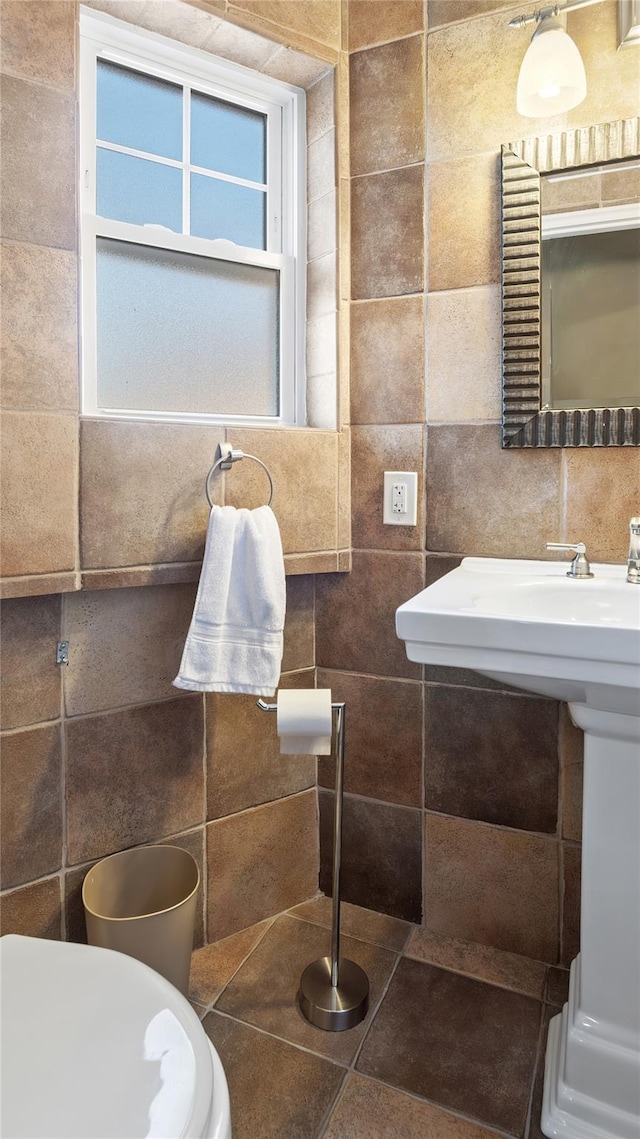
left=173, top=504, right=285, bottom=695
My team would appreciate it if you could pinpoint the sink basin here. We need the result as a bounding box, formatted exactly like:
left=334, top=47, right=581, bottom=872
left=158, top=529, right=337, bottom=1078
left=396, top=558, right=640, bottom=717
left=469, top=576, right=638, bottom=625
left=396, top=557, right=640, bottom=1139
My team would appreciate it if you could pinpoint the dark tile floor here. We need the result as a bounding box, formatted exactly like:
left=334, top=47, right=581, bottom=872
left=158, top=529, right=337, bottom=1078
left=189, top=896, right=567, bottom=1139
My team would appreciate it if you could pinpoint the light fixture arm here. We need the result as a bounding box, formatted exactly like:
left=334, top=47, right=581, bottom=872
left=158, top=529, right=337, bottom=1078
left=509, top=0, right=603, bottom=29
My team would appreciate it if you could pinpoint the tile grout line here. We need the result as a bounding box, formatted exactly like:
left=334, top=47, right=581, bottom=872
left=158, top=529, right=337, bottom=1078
left=202, top=1004, right=352, bottom=1069
left=523, top=1002, right=548, bottom=1139
left=350, top=158, right=425, bottom=182
left=203, top=915, right=279, bottom=1012
left=348, top=28, right=426, bottom=57
left=558, top=841, right=566, bottom=969
left=318, top=784, right=563, bottom=846
left=402, top=952, right=546, bottom=1001
left=348, top=949, right=403, bottom=1073
left=286, top=909, right=410, bottom=955
left=57, top=662, right=311, bottom=726
left=350, top=1069, right=515, bottom=1139
left=315, top=1068, right=351, bottom=1139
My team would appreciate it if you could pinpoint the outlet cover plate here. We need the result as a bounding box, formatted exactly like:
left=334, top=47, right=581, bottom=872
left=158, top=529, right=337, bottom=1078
left=383, top=471, right=418, bottom=526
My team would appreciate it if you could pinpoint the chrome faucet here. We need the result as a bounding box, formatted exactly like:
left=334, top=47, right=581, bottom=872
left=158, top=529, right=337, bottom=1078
left=546, top=541, right=594, bottom=579
left=627, top=518, right=640, bottom=584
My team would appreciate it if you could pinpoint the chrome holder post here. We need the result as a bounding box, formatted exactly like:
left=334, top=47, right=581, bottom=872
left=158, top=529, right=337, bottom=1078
left=257, top=698, right=369, bottom=1031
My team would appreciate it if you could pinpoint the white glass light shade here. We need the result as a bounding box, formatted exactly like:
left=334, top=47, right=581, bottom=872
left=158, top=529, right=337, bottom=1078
left=516, top=16, right=587, bottom=118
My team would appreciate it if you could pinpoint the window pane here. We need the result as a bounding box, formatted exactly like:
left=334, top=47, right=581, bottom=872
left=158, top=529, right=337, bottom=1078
left=96, top=239, right=279, bottom=417
left=190, top=174, right=265, bottom=248
left=97, top=149, right=182, bottom=231
left=97, top=60, right=182, bottom=160
left=191, top=92, right=266, bottom=183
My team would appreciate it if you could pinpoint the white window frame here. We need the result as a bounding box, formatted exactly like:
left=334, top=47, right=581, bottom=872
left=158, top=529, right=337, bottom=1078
left=79, top=7, right=306, bottom=427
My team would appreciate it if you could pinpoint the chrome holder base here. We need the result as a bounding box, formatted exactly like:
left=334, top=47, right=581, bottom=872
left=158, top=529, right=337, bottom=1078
left=298, top=956, right=369, bottom=1032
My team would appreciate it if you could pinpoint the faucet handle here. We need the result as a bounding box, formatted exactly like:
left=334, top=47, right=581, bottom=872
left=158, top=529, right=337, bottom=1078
left=546, top=541, right=594, bottom=579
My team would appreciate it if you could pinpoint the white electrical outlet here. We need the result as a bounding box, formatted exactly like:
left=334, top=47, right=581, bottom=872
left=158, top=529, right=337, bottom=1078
left=383, top=471, right=418, bottom=526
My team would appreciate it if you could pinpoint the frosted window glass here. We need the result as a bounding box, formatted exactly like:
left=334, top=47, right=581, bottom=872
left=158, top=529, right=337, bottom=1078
left=191, top=92, right=266, bottom=183
left=190, top=174, right=265, bottom=249
left=96, top=239, right=279, bottom=416
left=97, top=149, right=182, bottom=231
left=97, top=60, right=182, bottom=160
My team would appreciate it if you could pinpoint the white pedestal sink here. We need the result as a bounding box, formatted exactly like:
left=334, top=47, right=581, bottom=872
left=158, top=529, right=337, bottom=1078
left=396, top=559, right=640, bottom=1139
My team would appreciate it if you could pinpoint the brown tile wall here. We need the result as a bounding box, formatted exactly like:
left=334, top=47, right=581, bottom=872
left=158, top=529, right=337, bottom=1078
left=0, top=576, right=318, bottom=942
left=310, top=0, right=637, bottom=960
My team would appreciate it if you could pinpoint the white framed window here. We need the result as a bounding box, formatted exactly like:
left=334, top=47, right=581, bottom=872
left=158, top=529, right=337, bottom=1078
left=79, top=8, right=306, bottom=426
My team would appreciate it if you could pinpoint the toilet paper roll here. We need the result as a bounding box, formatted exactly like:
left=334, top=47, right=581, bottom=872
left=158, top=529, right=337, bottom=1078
left=276, top=688, right=333, bottom=755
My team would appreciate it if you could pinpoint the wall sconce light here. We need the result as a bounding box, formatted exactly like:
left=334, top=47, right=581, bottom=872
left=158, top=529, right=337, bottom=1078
left=510, top=0, right=604, bottom=117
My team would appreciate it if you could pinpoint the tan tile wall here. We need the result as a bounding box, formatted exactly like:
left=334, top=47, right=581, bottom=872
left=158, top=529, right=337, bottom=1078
left=312, top=0, right=637, bottom=963
left=1, top=0, right=350, bottom=598
left=0, top=0, right=349, bottom=943
left=0, top=577, right=318, bottom=942
left=0, top=0, right=80, bottom=590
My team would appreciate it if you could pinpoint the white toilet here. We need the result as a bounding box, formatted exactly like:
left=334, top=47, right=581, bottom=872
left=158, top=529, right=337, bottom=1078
left=0, top=934, right=232, bottom=1139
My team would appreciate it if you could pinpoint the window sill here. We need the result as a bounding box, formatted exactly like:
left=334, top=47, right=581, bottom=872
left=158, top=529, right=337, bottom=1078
left=0, top=551, right=352, bottom=600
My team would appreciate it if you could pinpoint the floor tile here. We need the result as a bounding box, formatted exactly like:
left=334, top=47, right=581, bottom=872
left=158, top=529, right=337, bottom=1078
left=357, top=958, right=541, bottom=1137
left=325, top=1073, right=504, bottom=1139
left=203, top=1011, right=345, bottom=1139
left=289, top=896, right=411, bottom=952
left=405, top=926, right=546, bottom=999
left=189, top=920, right=272, bottom=1006
left=215, top=914, right=397, bottom=1065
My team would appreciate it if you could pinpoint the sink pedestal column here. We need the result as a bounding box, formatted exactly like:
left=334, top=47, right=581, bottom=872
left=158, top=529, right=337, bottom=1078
left=542, top=706, right=640, bottom=1139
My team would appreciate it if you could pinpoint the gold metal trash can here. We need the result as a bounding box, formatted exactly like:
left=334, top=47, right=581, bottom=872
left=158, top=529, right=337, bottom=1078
left=82, top=845, right=199, bottom=996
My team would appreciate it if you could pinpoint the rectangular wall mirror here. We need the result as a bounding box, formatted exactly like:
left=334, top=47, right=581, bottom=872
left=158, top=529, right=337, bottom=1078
left=501, top=117, right=640, bottom=447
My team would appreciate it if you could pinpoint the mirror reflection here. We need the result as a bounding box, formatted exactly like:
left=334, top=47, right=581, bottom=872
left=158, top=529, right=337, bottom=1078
left=540, top=159, right=640, bottom=412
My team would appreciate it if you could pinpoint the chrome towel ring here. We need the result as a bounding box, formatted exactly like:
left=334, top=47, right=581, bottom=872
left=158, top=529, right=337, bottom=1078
left=205, top=442, right=274, bottom=509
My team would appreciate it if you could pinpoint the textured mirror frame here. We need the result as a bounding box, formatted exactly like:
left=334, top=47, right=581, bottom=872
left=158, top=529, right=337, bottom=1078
left=501, top=116, right=640, bottom=448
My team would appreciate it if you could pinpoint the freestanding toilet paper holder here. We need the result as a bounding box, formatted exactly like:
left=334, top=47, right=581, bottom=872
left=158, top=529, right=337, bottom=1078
left=257, top=698, right=370, bottom=1031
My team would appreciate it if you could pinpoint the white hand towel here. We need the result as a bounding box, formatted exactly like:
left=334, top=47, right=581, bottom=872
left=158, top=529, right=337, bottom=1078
left=173, top=504, right=285, bottom=695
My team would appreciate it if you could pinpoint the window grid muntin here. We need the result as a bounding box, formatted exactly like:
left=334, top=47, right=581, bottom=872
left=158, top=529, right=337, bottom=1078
left=93, top=52, right=277, bottom=250
left=95, top=138, right=268, bottom=190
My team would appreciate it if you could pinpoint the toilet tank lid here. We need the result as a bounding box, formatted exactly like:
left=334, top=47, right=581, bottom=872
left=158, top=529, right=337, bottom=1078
left=0, top=934, right=214, bottom=1139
